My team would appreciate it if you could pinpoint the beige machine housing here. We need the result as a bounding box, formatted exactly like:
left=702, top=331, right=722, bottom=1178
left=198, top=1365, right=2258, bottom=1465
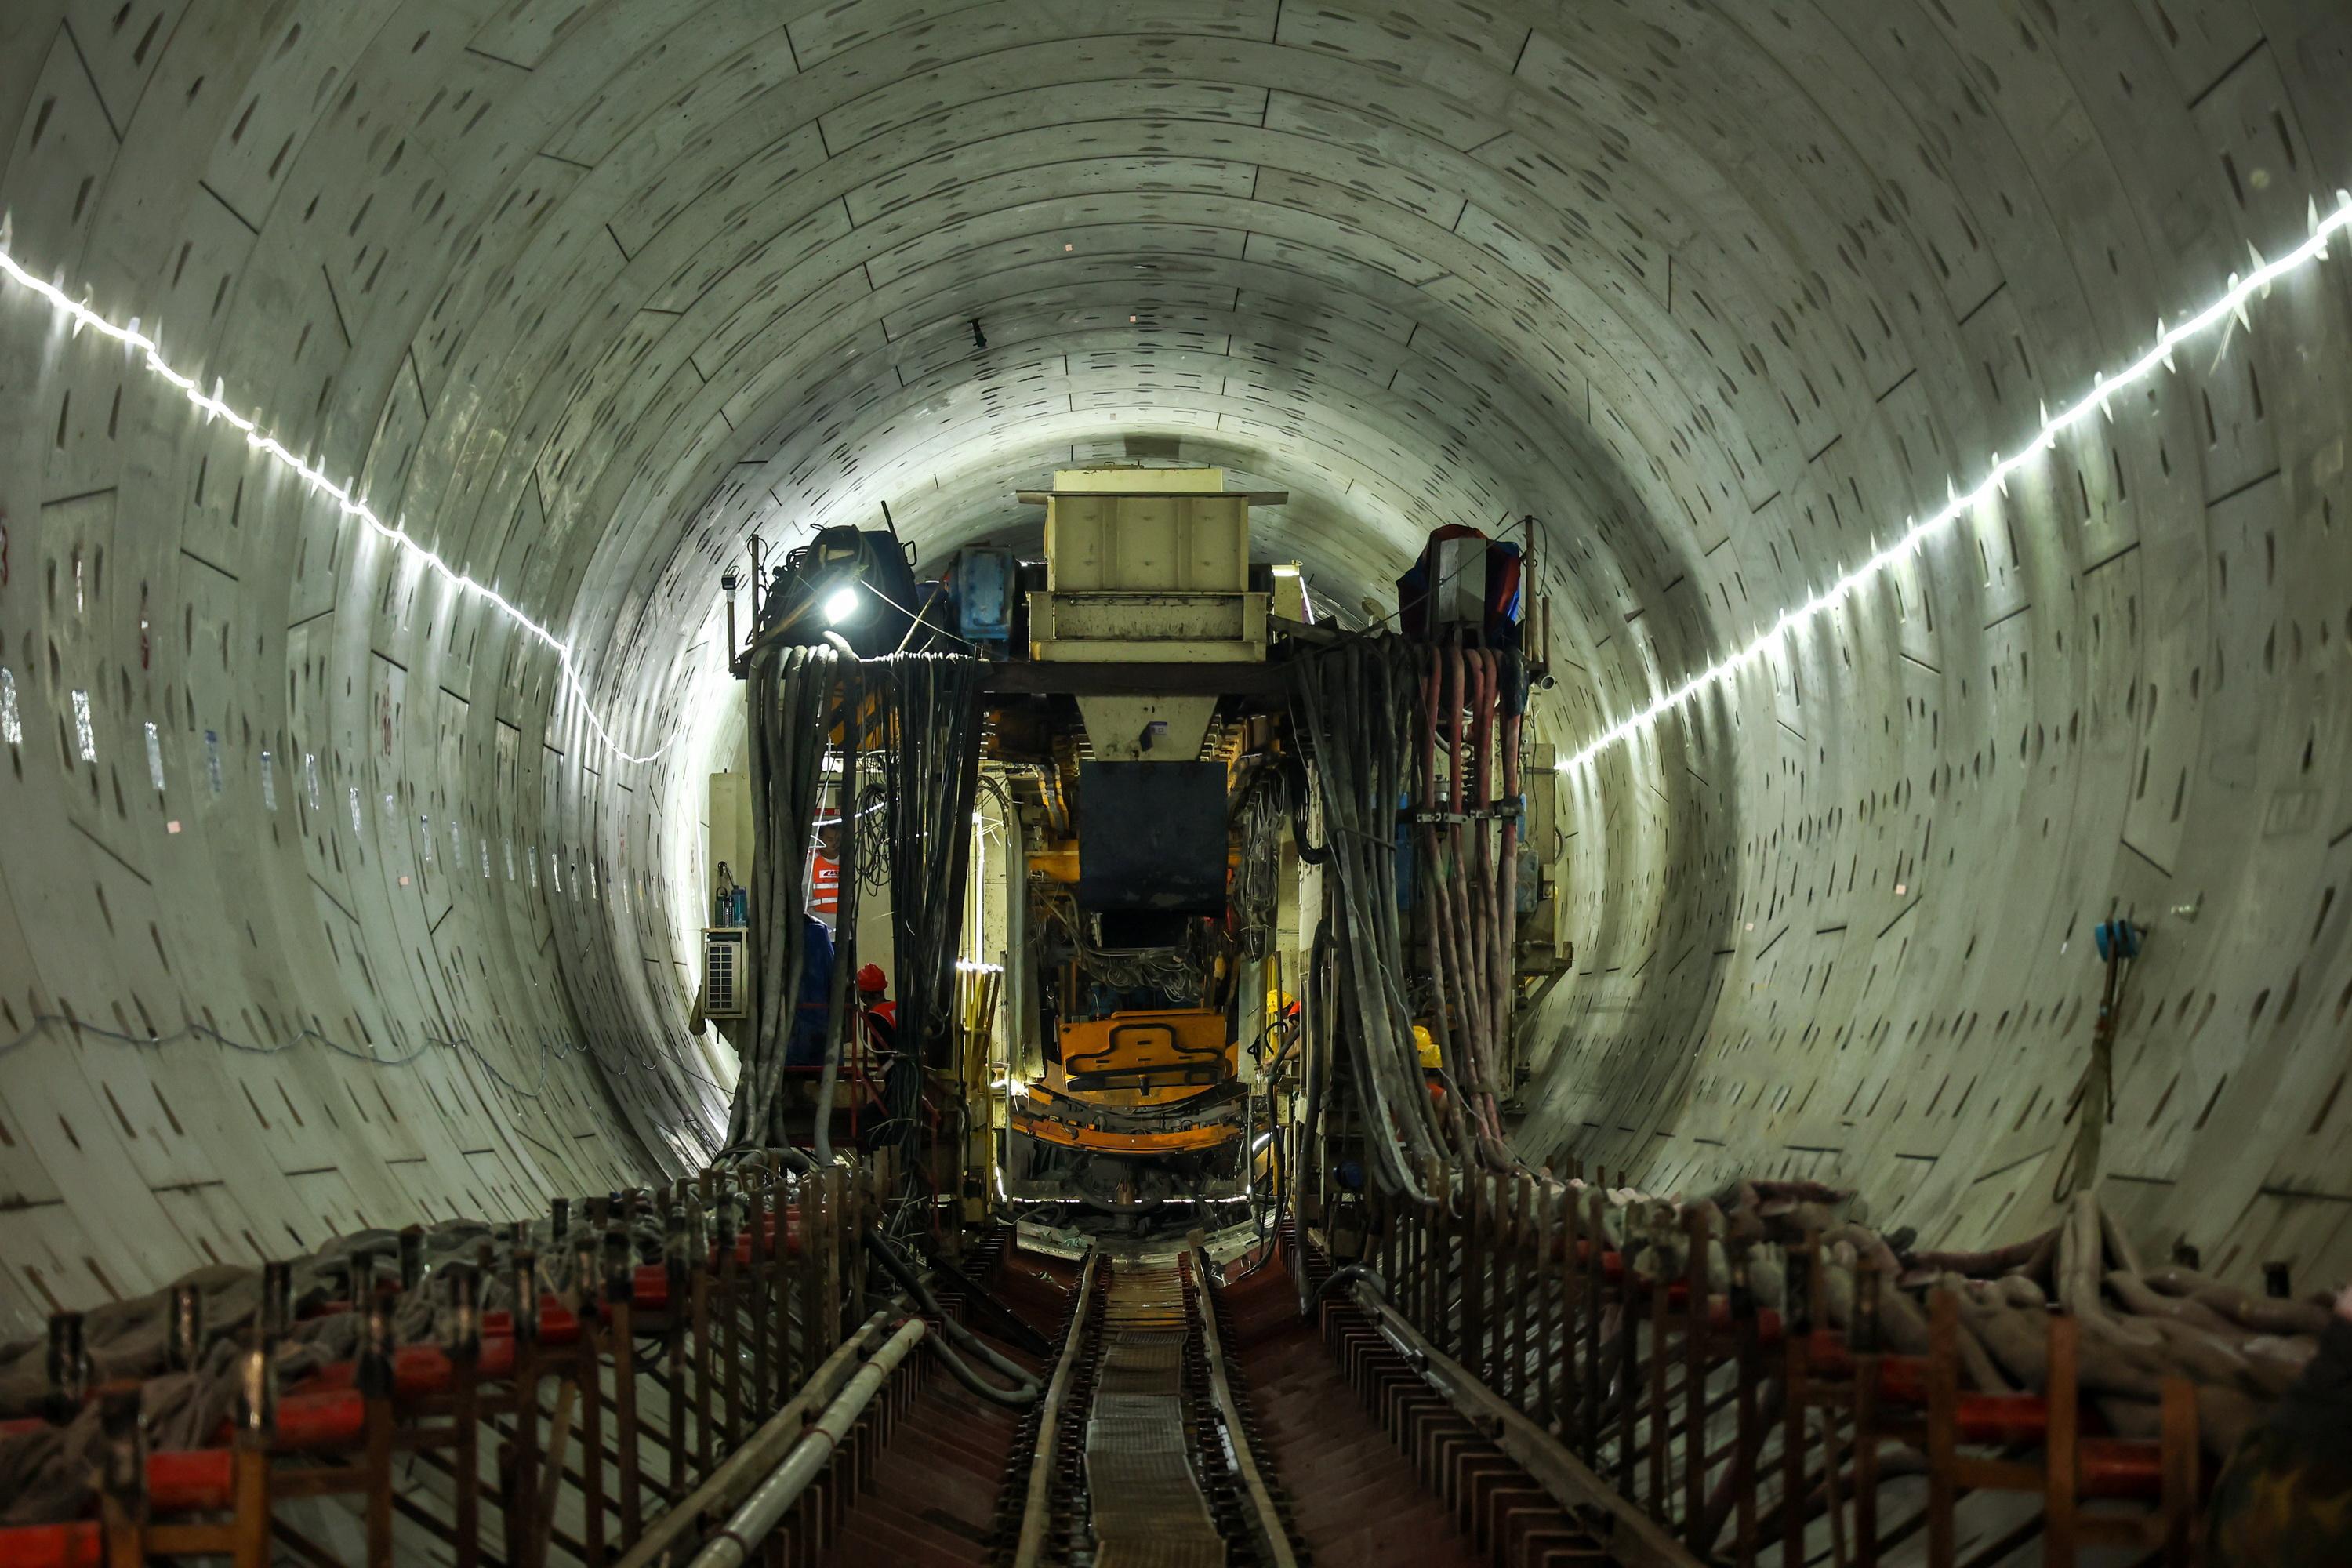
left=1024, top=467, right=1276, bottom=665
left=1022, top=468, right=1283, bottom=760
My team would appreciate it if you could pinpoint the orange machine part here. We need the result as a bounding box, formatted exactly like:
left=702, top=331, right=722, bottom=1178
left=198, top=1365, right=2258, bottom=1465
left=1049, top=1007, right=1232, bottom=1111
left=1011, top=1108, right=1239, bottom=1154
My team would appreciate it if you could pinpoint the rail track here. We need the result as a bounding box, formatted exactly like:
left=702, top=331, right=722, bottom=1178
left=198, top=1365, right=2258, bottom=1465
left=988, top=1232, right=1573, bottom=1568
left=1003, top=1243, right=1302, bottom=1567
left=0, top=1153, right=2240, bottom=1568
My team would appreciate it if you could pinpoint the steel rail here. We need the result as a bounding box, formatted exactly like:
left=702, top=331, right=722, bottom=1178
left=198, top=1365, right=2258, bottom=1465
left=1011, top=1248, right=1102, bottom=1568
left=1186, top=1238, right=1299, bottom=1568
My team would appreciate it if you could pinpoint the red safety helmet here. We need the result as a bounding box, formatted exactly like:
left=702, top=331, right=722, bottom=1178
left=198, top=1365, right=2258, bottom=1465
left=855, top=963, right=888, bottom=994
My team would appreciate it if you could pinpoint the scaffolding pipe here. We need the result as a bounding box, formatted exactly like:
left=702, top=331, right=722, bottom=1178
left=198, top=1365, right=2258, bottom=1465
left=685, top=1316, right=928, bottom=1568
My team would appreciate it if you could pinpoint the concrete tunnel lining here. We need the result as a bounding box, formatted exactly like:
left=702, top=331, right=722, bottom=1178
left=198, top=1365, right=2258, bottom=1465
left=1, top=0, right=2350, bottom=1342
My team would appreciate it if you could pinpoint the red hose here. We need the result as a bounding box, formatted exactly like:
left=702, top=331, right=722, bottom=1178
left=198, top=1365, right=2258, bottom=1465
left=1497, top=662, right=1523, bottom=1091
left=1416, top=648, right=1470, bottom=1160
left=1440, top=647, right=1488, bottom=1111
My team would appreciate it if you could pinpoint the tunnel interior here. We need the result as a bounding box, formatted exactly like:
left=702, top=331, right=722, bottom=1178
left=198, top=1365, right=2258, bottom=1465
left=3, top=0, right=2351, bottom=1346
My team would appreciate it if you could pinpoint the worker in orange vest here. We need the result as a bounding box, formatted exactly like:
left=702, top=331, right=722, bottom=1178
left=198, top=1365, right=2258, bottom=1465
left=856, top=963, right=898, bottom=1053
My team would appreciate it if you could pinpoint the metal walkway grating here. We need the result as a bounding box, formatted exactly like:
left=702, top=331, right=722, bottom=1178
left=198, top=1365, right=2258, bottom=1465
left=1085, top=1263, right=1225, bottom=1567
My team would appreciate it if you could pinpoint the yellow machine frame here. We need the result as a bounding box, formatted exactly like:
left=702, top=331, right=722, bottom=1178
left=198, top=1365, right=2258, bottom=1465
left=1009, top=1110, right=1236, bottom=1156
left=993, top=470, right=1285, bottom=1182
left=1008, top=1006, right=1243, bottom=1155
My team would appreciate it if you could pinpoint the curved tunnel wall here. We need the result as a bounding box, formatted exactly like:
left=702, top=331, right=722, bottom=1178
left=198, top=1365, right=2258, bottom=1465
left=1, top=0, right=2348, bottom=1341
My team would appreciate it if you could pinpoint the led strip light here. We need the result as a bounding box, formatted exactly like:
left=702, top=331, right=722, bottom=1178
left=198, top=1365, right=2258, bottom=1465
left=7, top=191, right=2350, bottom=775
left=1562, top=191, right=2352, bottom=775
left=0, top=231, right=669, bottom=764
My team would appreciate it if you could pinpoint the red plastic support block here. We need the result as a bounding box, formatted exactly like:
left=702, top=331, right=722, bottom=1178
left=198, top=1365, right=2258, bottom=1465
left=0, top=1523, right=100, bottom=1568
left=2079, top=1437, right=2164, bottom=1499
left=147, top=1447, right=236, bottom=1512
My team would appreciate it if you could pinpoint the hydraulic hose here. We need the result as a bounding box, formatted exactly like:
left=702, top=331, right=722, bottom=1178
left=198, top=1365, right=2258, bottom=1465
left=1415, top=647, right=1476, bottom=1164
left=1356, top=651, right=1431, bottom=1183
left=713, top=1144, right=815, bottom=1174
left=1366, top=645, right=1448, bottom=1164
left=1439, top=645, right=1488, bottom=1122
left=1495, top=654, right=1523, bottom=1123
left=814, top=659, right=861, bottom=1163
left=1301, top=920, right=1334, bottom=1203
left=862, top=1229, right=1041, bottom=1406
left=1474, top=650, right=1508, bottom=1138
left=1294, top=643, right=1441, bottom=1201
left=1304, top=1263, right=1388, bottom=1318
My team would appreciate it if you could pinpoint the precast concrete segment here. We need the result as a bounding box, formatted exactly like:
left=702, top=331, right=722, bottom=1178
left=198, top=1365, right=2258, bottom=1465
left=0, top=241, right=676, bottom=768
left=4, top=0, right=2352, bottom=1340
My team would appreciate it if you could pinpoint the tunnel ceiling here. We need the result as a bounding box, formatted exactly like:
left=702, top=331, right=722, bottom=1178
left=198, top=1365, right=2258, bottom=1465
left=4, top=0, right=2352, bottom=1336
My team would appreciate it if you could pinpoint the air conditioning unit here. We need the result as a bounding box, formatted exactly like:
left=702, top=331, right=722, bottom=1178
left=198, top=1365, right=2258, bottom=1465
left=702, top=927, right=749, bottom=1020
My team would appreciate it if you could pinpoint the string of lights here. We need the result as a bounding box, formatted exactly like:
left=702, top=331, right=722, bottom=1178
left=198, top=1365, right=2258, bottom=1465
left=7, top=188, right=2347, bottom=775
left=1562, top=191, right=2352, bottom=775
left=0, top=229, right=670, bottom=765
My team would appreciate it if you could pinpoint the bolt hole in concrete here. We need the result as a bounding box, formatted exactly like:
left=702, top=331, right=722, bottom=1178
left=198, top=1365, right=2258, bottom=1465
left=1, top=5, right=2351, bottom=1565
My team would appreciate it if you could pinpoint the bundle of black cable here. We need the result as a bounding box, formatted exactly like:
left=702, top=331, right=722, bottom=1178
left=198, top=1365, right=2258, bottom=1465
left=728, top=644, right=845, bottom=1151
left=873, top=654, right=990, bottom=1184
left=1288, top=636, right=1461, bottom=1200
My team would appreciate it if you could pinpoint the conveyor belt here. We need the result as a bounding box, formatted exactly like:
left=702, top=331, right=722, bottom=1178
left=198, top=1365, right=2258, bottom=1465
left=987, top=1232, right=1640, bottom=1568
left=1086, top=1261, right=1225, bottom=1566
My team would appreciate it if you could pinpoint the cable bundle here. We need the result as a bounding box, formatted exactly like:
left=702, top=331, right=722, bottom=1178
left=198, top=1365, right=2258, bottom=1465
left=1411, top=643, right=1519, bottom=1167
left=728, top=645, right=844, bottom=1149
left=1290, top=637, right=1458, bottom=1200
left=1231, top=772, right=1285, bottom=963
left=872, top=655, right=990, bottom=1175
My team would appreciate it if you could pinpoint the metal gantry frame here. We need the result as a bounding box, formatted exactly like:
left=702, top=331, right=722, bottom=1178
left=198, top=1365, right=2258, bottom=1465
left=0, top=1152, right=935, bottom=1568
left=1312, top=1166, right=2203, bottom=1568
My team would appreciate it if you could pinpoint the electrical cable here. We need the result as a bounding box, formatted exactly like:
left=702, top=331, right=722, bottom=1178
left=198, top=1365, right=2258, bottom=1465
left=1303, top=1264, right=1388, bottom=1318
left=1231, top=771, right=1284, bottom=963
left=728, top=645, right=839, bottom=1150
left=856, top=579, right=982, bottom=652
left=1290, top=639, right=1445, bottom=1200
left=1300, top=918, right=1335, bottom=1206
left=868, top=654, right=989, bottom=1218
left=814, top=657, right=862, bottom=1164
left=862, top=1227, right=1040, bottom=1406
